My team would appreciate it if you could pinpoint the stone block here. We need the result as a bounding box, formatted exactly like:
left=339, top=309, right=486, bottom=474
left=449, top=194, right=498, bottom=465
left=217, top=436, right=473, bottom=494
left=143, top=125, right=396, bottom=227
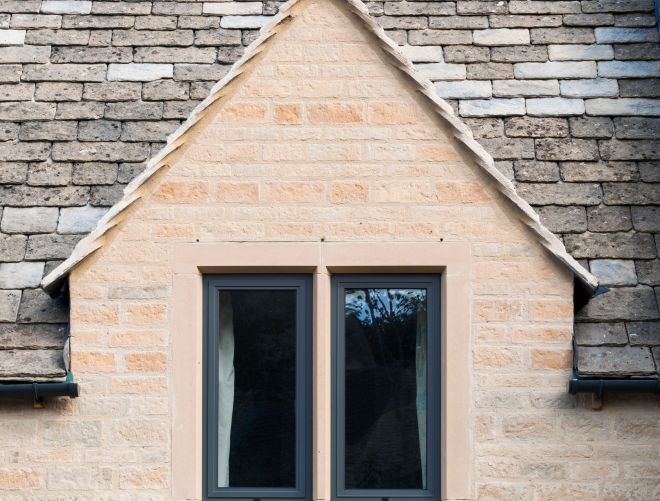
left=575, top=322, right=628, bottom=346
left=627, top=321, right=660, bottom=345
left=1, top=185, right=89, bottom=207
left=0, top=29, right=26, bottom=45
left=536, top=205, right=587, bottom=232
left=121, top=120, right=179, bottom=142
left=27, top=162, right=72, bottom=186
left=134, top=15, right=177, bottom=30
left=56, top=101, right=105, bottom=120
left=195, top=29, right=242, bottom=46
left=463, top=118, right=503, bottom=138
left=19, top=121, right=78, bottom=141
left=0, top=142, right=50, bottom=161
left=587, top=205, right=633, bottom=232
left=577, top=345, right=655, bottom=376
left=590, top=259, right=638, bottom=285
left=26, top=234, right=82, bottom=260
left=399, top=45, right=443, bottom=63
left=536, top=138, right=599, bottom=161
left=41, top=0, right=91, bottom=14
left=0, top=46, right=51, bottom=65
left=0, top=234, right=26, bottom=262
left=638, top=162, right=660, bottom=182
left=636, top=261, right=660, bottom=286
left=0, top=64, right=21, bottom=82
left=0, top=122, right=18, bottom=141
left=408, top=29, right=473, bottom=46
left=220, top=16, right=271, bottom=29
left=17, top=288, right=68, bottom=323
left=489, top=15, right=563, bottom=28
left=565, top=232, right=656, bottom=259
left=178, top=15, right=219, bottom=30
left=134, top=47, right=217, bottom=64
left=203, top=2, right=262, bottom=15
left=34, top=82, right=83, bottom=101
left=72, top=162, right=118, bottom=185
left=0, top=83, right=34, bottom=101
left=505, top=116, right=568, bottom=137
left=492, top=79, right=559, bottom=97
left=10, top=14, right=61, bottom=29
left=562, top=161, right=639, bottom=182
left=466, top=62, right=513, bottom=79
left=595, top=27, right=659, bottom=43
left=531, top=27, right=596, bottom=44
left=509, top=1, right=581, bottom=14
left=564, top=14, right=615, bottom=26
left=435, top=80, right=492, bottom=99
left=613, top=117, right=660, bottom=139
left=477, top=137, right=535, bottom=159
left=549, top=44, right=613, bottom=61
left=459, top=98, right=525, bottom=117
left=107, top=63, right=173, bottom=82
left=514, top=61, right=597, bottom=79
left=0, top=262, right=44, bottom=288
left=23, top=63, right=106, bottom=82
left=0, top=289, right=20, bottom=323
left=569, top=116, right=614, bottom=138
left=385, top=2, right=455, bottom=15
left=582, top=0, right=655, bottom=13
left=516, top=182, right=601, bottom=205
left=83, top=82, right=141, bottom=101
left=514, top=160, right=560, bottom=181
left=428, top=16, right=488, bottom=29
left=577, top=286, right=659, bottom=321
left=105, top=101, right=163, bottom=120
left=604, top=182, right=660, bottom=205
left=1, top=207, right=58, bottom=234
left=474, top=29, right=530, bottom=46
left=51, top=46, right=132, bottom=64
left=632, top=206, right=660, bottom=231
left=0, top=102, right=56, bottom=121
left=600, top=139, right=660, bottom=161
left=78, top=120, right=121, bottom=142
left=598, top=61, right=660, bottom=78
left=586, top=98, right=660, bottom=116
left=416, top=62, right=466, bottom=80
left=561, top=79, right=619, bottom=98
left=90, top=184, right=125, bottom=206
left=58, top=206, right=107, bottom=234
left=527, top=97, right=585, bottom=116
left=0, top=162, right=27, bottom=184
left=0, top=348, right=65, bottom=378
left=456, top=1, right=507, bottom=14
left=490, top=46, right=548, bottom=62
left=173, top=64, right=230, bottom=82
left=52, top=141, right=149, bottom=163
left=375, top=17, right=429, bottom=30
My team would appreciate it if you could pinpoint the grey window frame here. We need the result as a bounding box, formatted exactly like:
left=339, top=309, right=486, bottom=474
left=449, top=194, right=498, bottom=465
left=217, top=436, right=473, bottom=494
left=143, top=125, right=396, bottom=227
left=203, top=274, right=313, bottom=501
left=331, top=274, right=441, bottom=501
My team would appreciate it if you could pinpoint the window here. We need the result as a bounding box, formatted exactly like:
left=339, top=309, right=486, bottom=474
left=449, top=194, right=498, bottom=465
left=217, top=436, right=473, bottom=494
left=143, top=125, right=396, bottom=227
left=203, top=275, right=312, bottom=500
left=332, top=275, right=441, bottom=501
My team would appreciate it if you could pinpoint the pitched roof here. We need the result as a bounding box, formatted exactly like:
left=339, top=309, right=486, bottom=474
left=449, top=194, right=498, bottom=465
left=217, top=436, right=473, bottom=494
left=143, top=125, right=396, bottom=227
left=41, top=0, right=597, bottom=296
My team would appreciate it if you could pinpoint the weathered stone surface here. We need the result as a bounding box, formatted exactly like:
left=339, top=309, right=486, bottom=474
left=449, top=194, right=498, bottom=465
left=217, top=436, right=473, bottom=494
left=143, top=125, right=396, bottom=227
left=477, top=137, right=535, bottom=159
left=474, top=29, right=530, bottom=46
left=0, top=290, right=21, bottom=322
left=416, top=62, right=466, bottom=80
left=600, top=139, right=660, bottom=161
left=459, top=98, right=525, bottom=117
left=0, top=262, right=44, bottom=289
left=576, top=345, right=655, bottom=376
left=41, top=1, right=92, bottom=14
left=590, top=259, right=638, bottom=285
left=536, top=205, right=587, bottom=232
left=0, top=348, right=65, bottom=379
left=536, top=138, right=599, bottom=160
left=631, top=206, right=660, bottom=231
left=613, top=117, right=660, bottom=139
left=565, top=232, right=657, bottom=259
left=569, top=116, right=614, bottom=138
left=505, top=116, right=567, bottom=137
left=614, top=43, right=660, bottom=61
left=58, top=206, right=108, bottom=234
left=0, top=207, right=58, bottom=234
left=1, top=185, right=89, bottom=206
left=19, top=120, right=77, bottom=141
left=220, top=15, right=271, bottom=29
left=78, top=120, right=121, bottom=142
left=598, top=61, right=660, bottom=78
left=16, top=289, right=67, bottom=323
left=561, top=79, right=619, bottom=98
left=72, top=163, right=118, bottom=185
left=435, top=80, right=492, bottom=99
left=408, top=29, right=472, bottom=45
left=493, top=79, right=559, bottom=97
left=25, top=234, right=82, bottom=260
left=491, top=45, right=548, bottom=62
left=107, top=63, right=173, bottom=82
left=466, top=62, right=513, bottom=79
left=22, top=63, right=107, bottom=82
left=587, top=205, right=633, bottom=232
left=0, top=234, right=26, bottom=262
left=515, top=61, right=597, bottom=79
left=527, top=97, right=585, bottom=116
left=513, top=160, right=560, bottom=181
left=595, top=27, right=659, bottom=43
left=52, top=142, right=149, bottom=162
left=83, top=82, right=141, bottom=101
left=578, top=286, right=659, bottom=321
left=575, top=322, right=628, bottom=346
left=638, top=162, right=660, bottom=182
left=636, top=260, right=660, bottom=286
left=586, top=98, right=660, bottom=116
left=627, top=321, right=660, bottom=346
left=603, top=182, right=660, bottom=204
left=548, top=44, right=614, bottom=61
left=516, top=182, right=601, bottom=205
left=561, top=161, right=638, bottom=182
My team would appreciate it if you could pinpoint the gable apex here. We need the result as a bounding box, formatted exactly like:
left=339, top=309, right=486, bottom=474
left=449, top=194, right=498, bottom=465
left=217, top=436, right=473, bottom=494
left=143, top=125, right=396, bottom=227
left=41, top=0, right=597, bottom=295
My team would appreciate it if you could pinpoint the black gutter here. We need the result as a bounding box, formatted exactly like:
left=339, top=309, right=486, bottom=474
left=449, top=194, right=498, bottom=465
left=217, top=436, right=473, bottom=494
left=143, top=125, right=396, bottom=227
left=0, top=381, right=79, bottom=400
left=569, top=375, right=660, bottom=398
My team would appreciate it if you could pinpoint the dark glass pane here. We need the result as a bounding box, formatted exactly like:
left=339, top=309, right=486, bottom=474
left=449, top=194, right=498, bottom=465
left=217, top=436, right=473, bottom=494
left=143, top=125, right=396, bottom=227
left=217, top=289, right=297, bottom=489
left=344, top=288, right=427, bottom=490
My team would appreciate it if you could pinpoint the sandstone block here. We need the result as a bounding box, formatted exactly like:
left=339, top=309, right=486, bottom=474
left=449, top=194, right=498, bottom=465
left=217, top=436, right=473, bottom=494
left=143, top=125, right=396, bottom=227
left=527, top=97, right=585, bottom=116
left=598, top=60, right=660, bottom=78
left=590, top=259, right=638, bottom=285
left=107, top=63, right=173, bottom=81
left=614, top=43, right=660, bottom=61
left=532, top=27, right=596, bottom=44
left=575, top=322, right=628, bottom=346
left=0, top=141, right=50, bottom=161
left=516, top=182, right=601, bottom=205
left=569, top=117, right=614, bottom=139
left=0, top=234, right=26, bottom=262
left=492, top=79, right=559, bottom=97
left=386, top=2, right=455, bottom=15
left=41, top=0, right=91, bottom=14
left=459, top=98, right=525, bottom=117
left=1, top=185, right=89, bottom=206
left=509, top=1, right=581, bottom=14
left=428, top=16, right=488, bottom=30
left=72, top=162, right=118, bottom=185
left=19, top=120, right=78, bottom=141
left=0, top=262, right=44, bottom=288
left=515, top=61, right=596, bottom=79
left=408, top=29, right=472, bottom=45
left=105, top=101, right=162, bottom=120
left=378, top=17, right=429, bottom=30
left=490, top=15, right=563, bottom=28
left=142, top=80, right=189, bottom=101
left=26, top=234, right=82, bottom=260
left=134, top=15, right=177, bottom=30
left=514, top=160, right=560, bottom=181
left=0, top=290, right=20, bottom=322
left=474, top=28, right=530, bottom=46
left=477, top=137, right=534, bottom=159
left=134, top=46, right=217, bottom=64
left=595, top=27, right=659, bottom=43
left=536, top=205, right=587, bottom=232
left=505, top=116, right=568, bottom=137
left=457, top=1, right=507, bottom=14
left=83, top=82, right=141, bottom=101
left=565, top=232, right=656, bottom=258
left=34, top=81, right=83, bottom=101
left=466, top=62, right=513, bottom=79
left=25, top=28, right=89, bottom=45
left=443, top=45, right=489, bottom=63
left=435, top=80, right=492, bottom=99
left=600, top=139, right=660, bottom=161
left=603, top=182, right=660, bottom=204
left=78, top=120, right=121, bottom=141
left=90, top=184, right=125, bottom=206
left=564, top=13, right=615, bottom=26
left=27, top=162, right=72, bottom=186
left=220, top=16, right=271, bottom=29
left=56, top=101, right=104, bottom=119
left=195, top=29, right=242, bottom=46
left=58, top=206, right=107, bottom=234
left=561, top=79, right=619, bottom=98
left=112, top=29, right=193, bottom=46
left=0, top=29, right=26, bottom=45
left=578, top=286, right=659, bottom=321
left=587, top=205, right=633, bottom=231
left=121, top=120, right=179, bottom=142
left=52, top=141, right=149, bottom=162
left=491, top=45, right=548, bottom=62
left=536, top=138, right=599, bottom=161
left=0, top=102, right=56, bottom=121
left=0, top=83, right=34, bottom=101
left=577, top=346, right=655, bottom=376
left=0, top=162, right=27, bottom=184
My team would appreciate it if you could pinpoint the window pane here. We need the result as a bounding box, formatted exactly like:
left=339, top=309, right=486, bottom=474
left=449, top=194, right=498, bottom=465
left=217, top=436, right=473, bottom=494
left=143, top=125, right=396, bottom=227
left=217, top=289, right=297, bottom=489
left=344, top=288, right=427, bottom=490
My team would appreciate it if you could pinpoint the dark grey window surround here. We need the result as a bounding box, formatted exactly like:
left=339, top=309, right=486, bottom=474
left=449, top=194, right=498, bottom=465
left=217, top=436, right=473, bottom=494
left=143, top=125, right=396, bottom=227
left=332, top=275, right=441, bottom=501
left=203, top=275, right=313, bottom=501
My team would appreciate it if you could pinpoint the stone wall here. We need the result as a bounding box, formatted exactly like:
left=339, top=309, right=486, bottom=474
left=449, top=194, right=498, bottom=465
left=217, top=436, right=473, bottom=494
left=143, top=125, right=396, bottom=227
left=0, top=0, right=658, bottom=379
